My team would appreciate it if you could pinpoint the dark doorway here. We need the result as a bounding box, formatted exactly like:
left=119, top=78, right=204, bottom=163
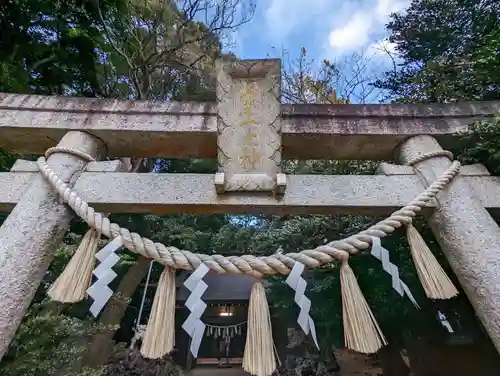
left=196, top=304, right=247, bottom=366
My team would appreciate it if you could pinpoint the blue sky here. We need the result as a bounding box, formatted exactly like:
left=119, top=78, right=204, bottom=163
left=221, top=0, right=410, bottom=102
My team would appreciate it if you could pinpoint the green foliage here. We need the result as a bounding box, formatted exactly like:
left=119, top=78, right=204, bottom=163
left=0, top=150, right=16, bottom=172
left=74, top=369, right=105, bottom=376
left=374, top=0, right=500, bottom=102
left=0, top=309, right=97, bottom=376
left=0, top=0, right=126, bottom=95
left=456, top=116, right=500, bottom=175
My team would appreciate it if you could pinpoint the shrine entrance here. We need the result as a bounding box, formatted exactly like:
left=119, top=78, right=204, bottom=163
left=196, top=305, right=247, bottom=366
left=176, top=273, right=254, bottom=369
left=1, top=59, right=500, bottom=376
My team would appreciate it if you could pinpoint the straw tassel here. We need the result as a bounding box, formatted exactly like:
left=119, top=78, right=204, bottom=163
left=340, top=261, right=387, bottom=354
left=141, top=266, right=176, bottom=359
left=48, top=229, right=101, bottom=303
left=406, top=225, right=459, bottom=300
left=243, top=280, right=277, bottom=376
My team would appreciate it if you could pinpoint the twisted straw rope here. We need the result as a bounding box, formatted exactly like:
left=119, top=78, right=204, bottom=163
left=45, top=146, right=97, bottom=163
left=406, top=151, right=453, bottom=166
left=36, top=151, right=461, bottom=279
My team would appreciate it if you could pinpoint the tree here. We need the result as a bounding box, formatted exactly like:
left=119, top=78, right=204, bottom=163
left=0, top=0, right=127, bottom=96
left=374, top=0, right=500, bottom=103
left=281, top=47, right=384, bottom=104
left=92, top=0, right=254, bottom=101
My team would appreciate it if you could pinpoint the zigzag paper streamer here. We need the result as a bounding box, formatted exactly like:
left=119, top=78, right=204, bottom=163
left=87, top=236, right=123, bottom=317
left=371, top=236, right=419, bottom=308
left=438, top=311, right=454, bottom=333
left=286, top=262, right=319, bottom=349
left=182, top=263, right=209, bottom=358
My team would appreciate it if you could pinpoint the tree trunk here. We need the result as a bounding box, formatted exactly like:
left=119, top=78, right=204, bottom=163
left=81, top=256, right=151, bottom=368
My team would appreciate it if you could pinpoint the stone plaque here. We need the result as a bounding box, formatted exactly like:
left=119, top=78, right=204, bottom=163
left=215, top=59, right=285, bottom=195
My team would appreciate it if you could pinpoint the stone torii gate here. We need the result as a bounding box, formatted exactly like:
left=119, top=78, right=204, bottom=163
left=1, top=59, right=500, bottom=361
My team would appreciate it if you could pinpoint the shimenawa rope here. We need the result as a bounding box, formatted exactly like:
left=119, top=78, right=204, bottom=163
left=35, top=150, right=461, bottom=277
left=38, top=147, right=461, bottom=367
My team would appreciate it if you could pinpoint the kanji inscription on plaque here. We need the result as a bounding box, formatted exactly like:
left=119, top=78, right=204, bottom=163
left=215, top=59, right=286, bottom=195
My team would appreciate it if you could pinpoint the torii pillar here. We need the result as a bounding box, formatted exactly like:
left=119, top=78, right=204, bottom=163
left=397, top=135, right=500, bottom=352
left=0, top=131, right=105, bottom=360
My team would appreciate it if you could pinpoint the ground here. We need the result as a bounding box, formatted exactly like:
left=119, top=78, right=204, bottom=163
left=186, top=368, right=249, bottom=376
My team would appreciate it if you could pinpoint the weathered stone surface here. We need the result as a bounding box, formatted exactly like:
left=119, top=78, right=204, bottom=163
left=396, top=135, right=500, bottom=354
left=216, top=59, right=282, bottom=192
left=377, top=162, right=491, bottom=176
left=2, top=170, right=500, bottom=216
left=1, top=92, right=498, bottom=159
left=10, top=159, right=123, bottom=172
left=0, top=131, right=105, bottom=360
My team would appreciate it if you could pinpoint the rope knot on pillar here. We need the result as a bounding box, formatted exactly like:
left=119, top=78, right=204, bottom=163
left=45, top=146, right=97, bottom=163
left=406, top=150, right=454, bottom=166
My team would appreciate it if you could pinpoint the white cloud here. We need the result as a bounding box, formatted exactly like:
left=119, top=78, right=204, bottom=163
left=328, top=13, right=373, bottom=51
left=375, top=0, right=409, bottom=16
left=326, top=0, right=409, bottom=55
left=264, top=0, right=331, bottom=41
